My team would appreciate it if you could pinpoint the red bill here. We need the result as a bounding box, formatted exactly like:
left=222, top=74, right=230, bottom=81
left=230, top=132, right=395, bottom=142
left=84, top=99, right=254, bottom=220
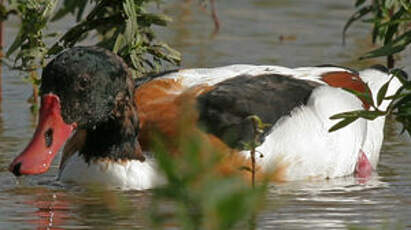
left=9, top=93, right=76, bottom=176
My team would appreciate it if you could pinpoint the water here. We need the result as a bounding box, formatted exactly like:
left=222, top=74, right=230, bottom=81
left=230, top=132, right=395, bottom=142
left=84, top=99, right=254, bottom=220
left=1, top=0, right=411, bottom=229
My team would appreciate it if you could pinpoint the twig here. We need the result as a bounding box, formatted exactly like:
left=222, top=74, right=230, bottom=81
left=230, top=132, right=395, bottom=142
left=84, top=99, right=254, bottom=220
left=250, top=118, right=258, bottom=188
left=209, top=0, right=220, bottom=35
left=197, top=0, right=220, bottom=35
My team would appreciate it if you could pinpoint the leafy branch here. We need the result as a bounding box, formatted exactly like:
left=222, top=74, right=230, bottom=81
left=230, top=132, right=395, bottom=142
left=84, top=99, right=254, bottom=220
left=5, top=0, right=181, bottom=79
left=343, top=0, right=411, bottom=68
left=329, top=69, right=410, bottom=133
left=333, top=1, right=411, bottom=134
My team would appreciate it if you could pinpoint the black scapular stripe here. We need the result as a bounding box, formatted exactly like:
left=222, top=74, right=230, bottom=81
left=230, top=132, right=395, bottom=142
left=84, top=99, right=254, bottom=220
left=197, top=74, right=319, bottom=149
left=315, top=64, right=358, bottom=75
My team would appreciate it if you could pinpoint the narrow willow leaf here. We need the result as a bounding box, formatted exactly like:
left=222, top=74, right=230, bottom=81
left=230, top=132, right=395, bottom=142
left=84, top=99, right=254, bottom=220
left=377, top=80, right=390, bottom=106
left=342, top=6, right=373, bottom=45
left=113, top=34, right=126, bottom=53
left=6, top=31, right=25, bottom=57
left=361, top=30, right=411, bottom=59
left=355, top=0, right=366, bottom=7
left=330, top=110, right=385, bottom=120
left=391, top=68, right=409, bottom=84
left=399, top=0, right=410, bottom=10
left=329, top=117, right=359, bottom=132
left=384, top=8, right=405, bottom=45
left=385, top=91, right=407, bottom=100
left=357, top=110, right=386, bottom=119
left=371, top=21, right=380, bottom=44
left=342, top=87, right=375, bottom=108
left=330, top=111, right=361, bottom=119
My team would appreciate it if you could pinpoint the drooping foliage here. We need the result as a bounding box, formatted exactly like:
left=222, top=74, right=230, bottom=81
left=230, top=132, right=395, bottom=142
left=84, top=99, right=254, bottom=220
left=4, top=0, right=181, bottom=77
left=332, top=0, right=411, bottom=134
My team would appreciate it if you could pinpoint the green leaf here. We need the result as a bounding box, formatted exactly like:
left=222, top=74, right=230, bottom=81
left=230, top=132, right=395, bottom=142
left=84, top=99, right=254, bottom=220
left=371, top=20, right=381, bottom=44
left=391, top=68, right=409, bottom=84
left=361, top=30, right=411, bottom=59
left=342, top=5, right=373, bottom=45
left=330, top=110, right=385, bottom=120
left=329, top=117, right=359, bottom=132
left=377, top=80, right=390, bottom=106
left=355, top=0, right=366, bottom=7
left=6, top=31, right=25, bottom=57
left=399, top=0, right=410, bottom=10
left=342, top=87, right=375, bottom=108
left=384, top=8, right=405, bottom=45
left=113, top=34, right=126, bottom=53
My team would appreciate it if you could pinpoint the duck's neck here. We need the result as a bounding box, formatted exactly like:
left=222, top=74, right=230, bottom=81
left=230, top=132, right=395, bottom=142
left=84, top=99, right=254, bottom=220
left=79, top=100, right=145, bottom=163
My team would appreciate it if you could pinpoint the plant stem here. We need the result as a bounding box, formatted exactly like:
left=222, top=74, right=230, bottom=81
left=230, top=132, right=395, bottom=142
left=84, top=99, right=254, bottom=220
left=250, top=120, right=257, bottom=189
left=251, top=144, right=256, bottom=188
left=387, top=54, right=394, bottom=69
left=210, top=0, right=220, bottom=35
left=29, top=71, right=39, bottom=107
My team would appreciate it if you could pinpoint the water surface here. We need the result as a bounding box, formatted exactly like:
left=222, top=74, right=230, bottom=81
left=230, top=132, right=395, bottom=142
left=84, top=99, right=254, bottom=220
left=0, top=1, right=410, bottom=229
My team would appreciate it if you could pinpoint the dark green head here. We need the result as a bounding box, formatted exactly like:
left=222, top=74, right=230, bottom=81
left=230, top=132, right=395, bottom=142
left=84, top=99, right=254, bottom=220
left=41, top=46, right=135, bottom=129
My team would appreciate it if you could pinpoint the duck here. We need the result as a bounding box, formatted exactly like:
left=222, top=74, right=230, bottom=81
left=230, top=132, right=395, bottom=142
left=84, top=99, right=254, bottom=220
left=8, top=46, right=403, bottom=190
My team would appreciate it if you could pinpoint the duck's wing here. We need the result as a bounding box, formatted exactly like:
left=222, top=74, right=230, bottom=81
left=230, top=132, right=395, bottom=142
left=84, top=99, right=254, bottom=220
left=196, top=73, right=320, bottom=149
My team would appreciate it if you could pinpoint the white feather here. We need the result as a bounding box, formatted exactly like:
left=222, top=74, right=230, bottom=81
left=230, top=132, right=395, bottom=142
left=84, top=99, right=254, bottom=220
left=241, top=86, right=367, bottom=180
left=58, top=153, right=166, bottom=190
left=161, top=64, right=297, bottom=88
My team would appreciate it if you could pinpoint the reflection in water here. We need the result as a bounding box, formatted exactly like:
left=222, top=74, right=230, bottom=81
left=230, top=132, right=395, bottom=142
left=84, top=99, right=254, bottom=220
left=2, top=187, right=71, bottom=230
left=3, top=185, right=152, bottom=230
left=0, top=0, right=411, bottom=229
left=24, top=191, right=70, bottom=230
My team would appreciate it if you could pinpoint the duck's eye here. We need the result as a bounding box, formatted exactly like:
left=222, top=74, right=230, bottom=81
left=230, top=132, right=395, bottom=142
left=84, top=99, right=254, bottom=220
left=45, top=128, right=53, bottom=148
left=77, top=74, right=91, bottom=90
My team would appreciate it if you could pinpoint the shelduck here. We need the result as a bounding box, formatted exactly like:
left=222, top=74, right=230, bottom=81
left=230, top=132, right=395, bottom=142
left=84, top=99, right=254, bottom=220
left=9, top=47, right=403, bottom=190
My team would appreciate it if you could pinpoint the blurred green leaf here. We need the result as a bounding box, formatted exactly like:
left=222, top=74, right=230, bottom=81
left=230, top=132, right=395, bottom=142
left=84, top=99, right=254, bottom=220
left=239, top=166, right=252, bottom=172
left=6, top=31, right=25, bottom=57
left=355, top=0, right=366, bottom=7
left=384, top=8, right=405, bottom=45
left=52, top=0, right=88, bottom=21
left=342, top=5, right=373, bottom=45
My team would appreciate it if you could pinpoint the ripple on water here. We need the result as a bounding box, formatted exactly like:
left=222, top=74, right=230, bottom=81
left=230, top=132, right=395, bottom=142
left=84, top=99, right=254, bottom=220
left=1, top=0, right=411, bottom=229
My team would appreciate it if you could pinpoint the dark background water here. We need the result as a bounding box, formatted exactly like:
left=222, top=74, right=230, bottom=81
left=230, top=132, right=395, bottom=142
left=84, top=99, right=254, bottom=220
left=0, top=1, right=410, bottom=229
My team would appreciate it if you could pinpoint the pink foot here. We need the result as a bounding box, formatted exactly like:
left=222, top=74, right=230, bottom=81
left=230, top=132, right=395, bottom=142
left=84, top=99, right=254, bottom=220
left=354, top=149, right=373, bottom=182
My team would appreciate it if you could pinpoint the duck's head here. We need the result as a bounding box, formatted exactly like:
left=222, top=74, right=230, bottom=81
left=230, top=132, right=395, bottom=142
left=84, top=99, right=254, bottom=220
left=9, top=46, right=140, bottom=176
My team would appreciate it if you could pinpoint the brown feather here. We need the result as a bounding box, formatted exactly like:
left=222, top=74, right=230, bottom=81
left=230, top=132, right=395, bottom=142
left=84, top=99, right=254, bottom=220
left=321, top=71, right=371, bottom=109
